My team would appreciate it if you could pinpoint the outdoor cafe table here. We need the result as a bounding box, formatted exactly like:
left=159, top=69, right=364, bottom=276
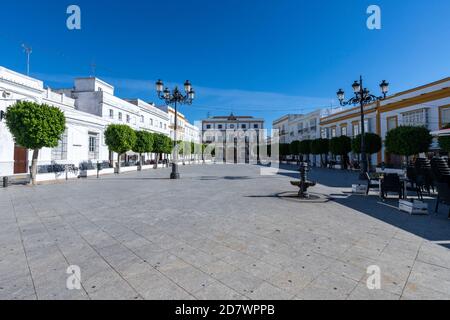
left=375, top=172, right=409, bottom=200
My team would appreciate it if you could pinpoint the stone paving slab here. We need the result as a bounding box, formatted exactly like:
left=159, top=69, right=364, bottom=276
left=0, top=164, right=449, bottom=300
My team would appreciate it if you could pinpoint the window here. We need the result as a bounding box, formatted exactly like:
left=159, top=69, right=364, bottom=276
left=126, top=115, right=130, bottom=123
left=321, top=128, right=328, bottom=139
left=253, top=124, right=259, bottom=129
left=141, top=115, right=144, bottom=123
left=160, top=122, right=163, bottom=128
left=364, top=119, right=370, bottom=132
left=52, top=129, right=68, bottom=160
left=230, top=124, right=235, bottom=129
left=109, top=109, right=114, bottom=119
left=206, top=124, right=211, bottom=129
left=441, top=106, right=450, bottom=128
left=164, top=124, right=167, bottom=130
left=352, top=123, right=360, bottom=137
left=150, top=118, right=153, bottom=126
left=218, top=124, right=223, bottom=129
left=387, top=116, right=398, bottom=132
left=402, top=109, right=428, bottom=127
left=331, top=127, right=337, bottom=138
left=341, top=126, right=347, bottom=136
left=88, top=132, right=99, bottom=160
left=118, top=112, right=122, bottom=121
left=241, top=124, right=246, bottom=129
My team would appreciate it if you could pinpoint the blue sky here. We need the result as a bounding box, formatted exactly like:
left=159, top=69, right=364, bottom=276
left=1, top=0, right=449, bottom=127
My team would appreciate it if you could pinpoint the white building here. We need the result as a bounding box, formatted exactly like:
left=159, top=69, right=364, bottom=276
left=201, top=114, right=265, bottom=163
left=202, top=113, right=265, bottom=140
left=59, top=77, right=170, bottom=164
left=272, top=110, right=324, bottom=144
left=157, top=105, right=201, bottom=144
left=0, top=67, right=172, bottom=180
left=272, top=114, right=298, bottom=144
left=0, top=67, right=111, bottom=178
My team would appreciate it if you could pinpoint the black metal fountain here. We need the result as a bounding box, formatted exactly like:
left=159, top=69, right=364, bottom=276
left=290, top=162, right=316, bottom=198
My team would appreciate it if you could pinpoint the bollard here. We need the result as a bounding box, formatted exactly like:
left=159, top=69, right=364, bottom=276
left=97, top=162, right=102, bottom=179
left=3, top=176, right=8, bottom=188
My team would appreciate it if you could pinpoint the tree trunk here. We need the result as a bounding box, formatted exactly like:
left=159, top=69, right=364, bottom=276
left=117, top=153, right=121, bottom=174
left=154, top=153, right=160, bottom=169
left=138, top=153, right=143, bottom=171
left=342, top=154, right=348, bottom=170
left=30, top=149, right=39, bottom=185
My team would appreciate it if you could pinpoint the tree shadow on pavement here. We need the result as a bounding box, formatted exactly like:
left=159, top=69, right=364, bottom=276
left=332, top=193, right=450, bottom=249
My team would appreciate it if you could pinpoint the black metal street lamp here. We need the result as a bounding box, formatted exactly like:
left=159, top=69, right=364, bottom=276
left=156, top=79, right=195, bottom=179
left=337, top=76, right=389, bottom=179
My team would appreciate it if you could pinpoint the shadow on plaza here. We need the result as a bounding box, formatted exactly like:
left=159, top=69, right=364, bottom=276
left=333, top=194, right=450, bottom=249
left=94, top=177, right=172, bottom=181
left=276, top=163, right=360, bottom=188
left=199, top=176, right=255, bottom=181
left=273, top=164, right=450, bottom=249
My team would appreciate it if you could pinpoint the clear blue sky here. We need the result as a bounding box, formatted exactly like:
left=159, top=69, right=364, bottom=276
left=1, top=0, right=449, bottom=127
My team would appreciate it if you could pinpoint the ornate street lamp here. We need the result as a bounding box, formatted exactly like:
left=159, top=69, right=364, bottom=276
left=337, top=76, right=389, bottom=179
left=156, top=79, right=195, bottom=179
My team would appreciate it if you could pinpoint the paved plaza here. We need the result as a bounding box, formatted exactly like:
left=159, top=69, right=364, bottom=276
left=1, top=164, right=449, bottom=300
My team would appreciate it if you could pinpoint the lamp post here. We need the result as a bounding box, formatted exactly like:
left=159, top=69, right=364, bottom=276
left=337, top=76, right=389, bottom=179
left=156, top=79, right=195, bottom=179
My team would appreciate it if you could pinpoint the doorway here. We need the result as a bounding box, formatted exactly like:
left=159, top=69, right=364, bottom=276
left=14, top=145, right=28, bottom=174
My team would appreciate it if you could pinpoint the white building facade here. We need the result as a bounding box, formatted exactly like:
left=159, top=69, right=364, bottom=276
left=272, top=110, right=324, bottom=144
left=157, top=105, right=201, bottom=144
left=0, top=67, right=112, bottom=179
left=0, top=67, right=173, bottom=180
left=201, top=114, right=265, bottom=163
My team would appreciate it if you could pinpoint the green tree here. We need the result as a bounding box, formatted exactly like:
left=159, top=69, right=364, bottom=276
left=352, top=133, right=382, bottom=169
left=385, top=126, right=432, bottom=164
left=329, top=136, right=352, bottom=169
left=153, top=133, right=173, bottom=165
left=438, top=124, right=450, bottom=153
left=299, top=139, right=312, bottom=162
left=104, top=124, right=136, bottom=174
left=132, top=130, right=154, bottom=170
left=311, top=138, right=329, bottom=167
left=279, top=143, right=290, bottom=160
left=5, top=101, right=66, bottom=185
left=290, top=141, right=301, bottom=160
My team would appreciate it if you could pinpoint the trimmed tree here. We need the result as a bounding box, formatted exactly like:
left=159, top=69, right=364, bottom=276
left=279, top=143, right=290, bottom=160
left=311, top=138, right=329, bottom=167
left=132, top=130, right=154, bottom=170
left=329, top=136, right=352, bottom=169
left=299, top=139, right=312, bottom=162
left=5, top=101, right=66, bottom=185
left=438, top=124, right=450, bottom=153
left=104, top=124, right=136, bottom=174
left=385, top=126, right=433, bottom=165
left=153, top=133, right=173, bottom=166
left=352, top=133, right=382, bottom=169
left=290, top=141, right=301, bottom=161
